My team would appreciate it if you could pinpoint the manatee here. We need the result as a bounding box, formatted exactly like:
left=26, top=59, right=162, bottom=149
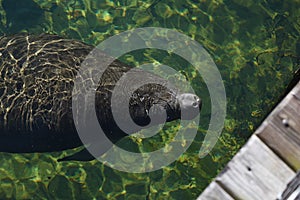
left=0, top=34, right=201, bottom=161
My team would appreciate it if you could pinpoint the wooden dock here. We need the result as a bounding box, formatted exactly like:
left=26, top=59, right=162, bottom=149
left=198, top=81, right=300, bottom=200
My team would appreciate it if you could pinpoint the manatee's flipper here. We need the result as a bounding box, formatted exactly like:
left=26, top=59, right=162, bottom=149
left=58, top=148, right=95, bottom=162
left=58, top=141, right=113, bottom=162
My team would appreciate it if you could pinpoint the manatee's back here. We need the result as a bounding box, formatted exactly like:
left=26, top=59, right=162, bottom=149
left=0, top=34, right=175, bottom=154
left=0, top=34, right=98, bottom=152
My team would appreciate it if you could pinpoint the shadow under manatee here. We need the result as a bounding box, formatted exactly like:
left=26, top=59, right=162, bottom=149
left=2, top=0, right=46, bottom=33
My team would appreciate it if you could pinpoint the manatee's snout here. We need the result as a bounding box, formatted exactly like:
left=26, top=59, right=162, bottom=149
left=177, top=93, right=201, bottom=120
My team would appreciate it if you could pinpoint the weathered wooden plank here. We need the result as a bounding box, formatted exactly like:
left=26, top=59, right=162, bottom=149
left=198, top=82, right=300, bottom=199
left=256, top=121, right=300, bottom=170
left=215, top=135, right=295, bottom=200
left=197, top=182, right=233, bottom=200
left=279, top=171, right=300, bottom=200
left=256, top=83, right=300, bottom=170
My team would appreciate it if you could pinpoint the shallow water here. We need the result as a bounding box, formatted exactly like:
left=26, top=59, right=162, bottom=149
left=0, top=0, right=299, bottom=199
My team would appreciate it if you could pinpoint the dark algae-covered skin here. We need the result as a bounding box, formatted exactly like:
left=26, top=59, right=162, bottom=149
left=0, top=34, right=201, bottom=160
left=0, top=34, right=91, bottom=154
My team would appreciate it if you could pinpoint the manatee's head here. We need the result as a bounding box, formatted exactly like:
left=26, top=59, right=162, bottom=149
left=129, top=83, right=202, bottom=127
left=95, top=69, right=201, bottom=143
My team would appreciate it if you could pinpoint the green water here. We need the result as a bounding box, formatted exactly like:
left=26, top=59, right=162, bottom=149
left=0, top=0, right=300, bottom=199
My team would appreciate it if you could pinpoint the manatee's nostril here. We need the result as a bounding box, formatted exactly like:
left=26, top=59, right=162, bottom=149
left=198, top=98, right=202, bottom=110
left=177, top=93, right=201, bottom=120
left=192, top=101, right=198, bottom=108
left=177, top=93, right=201, bottom=110
left=191, top=95, right=201, bottom=108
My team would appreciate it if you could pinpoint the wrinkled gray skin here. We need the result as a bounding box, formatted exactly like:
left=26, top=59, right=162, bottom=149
left=0, top=34, right=201, bottom=161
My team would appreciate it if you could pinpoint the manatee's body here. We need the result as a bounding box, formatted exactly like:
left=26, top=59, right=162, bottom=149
left=0, top=34, right=201, bottom=161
